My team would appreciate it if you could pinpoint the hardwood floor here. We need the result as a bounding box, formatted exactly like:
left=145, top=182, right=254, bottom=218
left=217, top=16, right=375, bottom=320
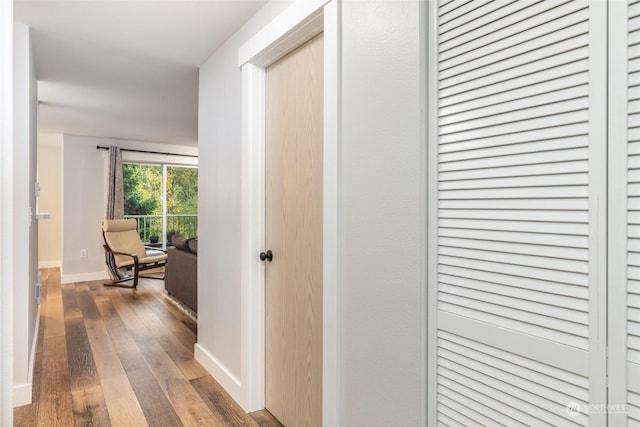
left=14, top=268, right=283, bottom=427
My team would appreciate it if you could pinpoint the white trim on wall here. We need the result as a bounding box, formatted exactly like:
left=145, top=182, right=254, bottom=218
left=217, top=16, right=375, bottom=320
left=0, top=0, right=14, bottom=419
left=194, top=344, right=243, bottom=400
left=61, top=271, right=109, bottom=284
left=240, top=61, right=266, bottom=411
left=38, top=260, right=61, bottom=269
left=12, top=384, right=31, bottom=408
left=12, top=305, right=39, bottom=407
left=426, top=0, right=439, bottom=424
left=238, top=0, right=327, bottom=68
left=418, top=0, right=428, bottom=424
left=322, top=1, right=341, bottom=425
left=238, top=0, right=339, bottom=418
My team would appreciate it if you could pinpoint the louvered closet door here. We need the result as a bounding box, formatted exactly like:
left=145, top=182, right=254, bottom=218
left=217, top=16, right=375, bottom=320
left=609, top=1, right=640, bottom=425
left=429, top=1, right=608, bottom=426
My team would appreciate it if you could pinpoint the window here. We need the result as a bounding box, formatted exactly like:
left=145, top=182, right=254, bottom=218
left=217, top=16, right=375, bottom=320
left=123, top=163, right=198, bottom=247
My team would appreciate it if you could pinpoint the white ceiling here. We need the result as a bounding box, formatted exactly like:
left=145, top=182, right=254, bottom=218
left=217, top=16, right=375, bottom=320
left=14, top=0, right=270, bottom=146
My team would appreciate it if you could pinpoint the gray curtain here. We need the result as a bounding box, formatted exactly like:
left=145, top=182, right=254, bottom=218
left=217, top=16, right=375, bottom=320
left=106, top=145, right=124, bottom=220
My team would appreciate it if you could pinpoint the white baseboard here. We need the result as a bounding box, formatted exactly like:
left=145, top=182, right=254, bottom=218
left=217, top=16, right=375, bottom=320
left=61, top=271, right=108, bottom=284
left=13, top=382, right=32, bottom=408
left=194, top=344, right=245, bottom=409
left=13, top=305, right=40, bottom=407
left=38, top=260, right=60, bottom=269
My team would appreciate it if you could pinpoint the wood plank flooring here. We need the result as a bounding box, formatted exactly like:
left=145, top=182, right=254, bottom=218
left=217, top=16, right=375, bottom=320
left=14, top=268, right=283, bottom=427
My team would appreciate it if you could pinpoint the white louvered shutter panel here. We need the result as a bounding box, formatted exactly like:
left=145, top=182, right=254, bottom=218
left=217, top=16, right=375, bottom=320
left=430, top=1, right=607, bottom=425
left=610, top=1, right=640, bottom=425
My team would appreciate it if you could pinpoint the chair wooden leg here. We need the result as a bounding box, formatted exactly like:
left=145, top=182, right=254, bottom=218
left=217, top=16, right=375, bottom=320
left=104, top=275, right=136, bottom=288
left=103, top=259, right=166, bottom=288
left=105, top=263, right=140, bottom=288
left=104, top=249, right=123, bottom=281
left=133, top=266, right=139, bottom=288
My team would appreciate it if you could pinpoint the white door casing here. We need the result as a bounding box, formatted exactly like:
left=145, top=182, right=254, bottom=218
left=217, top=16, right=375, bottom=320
left=238, top=2, right=339, bottom=425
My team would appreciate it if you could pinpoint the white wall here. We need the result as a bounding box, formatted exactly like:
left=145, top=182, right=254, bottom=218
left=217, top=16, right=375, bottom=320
left=339, top=1, right=425, bottom=425
left=61, top=135, right=106, bottom=282
left=38, top=133, right=63, bottom=268
left=61, top=134, right=197, bottom=283
left=198, top=0, right=426, bottom=425
left=196, top=0, right=292, bottom=394
left=0, top=0, right=13, bottom=421
left=13, top=23, right=40, bottom=408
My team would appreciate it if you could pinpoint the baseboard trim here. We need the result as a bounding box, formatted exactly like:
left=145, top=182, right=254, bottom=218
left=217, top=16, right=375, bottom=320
left=13, top=383, right=32, bottom=408
left=38, top=260, right=61, bottom=269
left=194, top=344, right=244, bottom=409
left=13, top=305, right=40, bottom=407
left=61, top=271, right=108, bottom=284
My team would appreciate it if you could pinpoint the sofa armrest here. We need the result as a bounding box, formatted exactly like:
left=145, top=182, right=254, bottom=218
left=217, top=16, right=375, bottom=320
left=164, top=247, right=198, bottom=313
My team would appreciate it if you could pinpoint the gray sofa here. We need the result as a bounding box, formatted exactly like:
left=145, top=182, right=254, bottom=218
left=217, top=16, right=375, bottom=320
left=164, top=235, right=197, bottom=313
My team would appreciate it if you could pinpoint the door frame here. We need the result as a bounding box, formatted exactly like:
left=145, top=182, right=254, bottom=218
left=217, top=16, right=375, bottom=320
left=0, top=0, right=14, bottom=422
left=238, top=1, right=340, bottom=424
left=608, top=0, right=639, bottom=424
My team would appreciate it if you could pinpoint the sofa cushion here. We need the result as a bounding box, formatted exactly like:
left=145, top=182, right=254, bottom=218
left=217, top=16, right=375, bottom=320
left=172, top=234, right=189, bottom=250
left=188, top=238, right=198, bottom=254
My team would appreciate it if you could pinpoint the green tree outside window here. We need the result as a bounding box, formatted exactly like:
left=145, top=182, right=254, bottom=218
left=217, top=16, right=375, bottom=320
left=123, top=163, right=198, bottom=241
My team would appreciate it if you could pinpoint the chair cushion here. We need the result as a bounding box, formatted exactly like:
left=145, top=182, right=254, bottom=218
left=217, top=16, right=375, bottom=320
left=103, top=219, right=147, bottom=267
left=103, top=219, right=138, bottom=232
left=117, top=249, right=167, bottom=268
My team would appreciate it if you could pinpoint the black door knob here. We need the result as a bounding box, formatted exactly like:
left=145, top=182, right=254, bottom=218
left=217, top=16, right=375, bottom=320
left=260, top=250, right=273, bottom=262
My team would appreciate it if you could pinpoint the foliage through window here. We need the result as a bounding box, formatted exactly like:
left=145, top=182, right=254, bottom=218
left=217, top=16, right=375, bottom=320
left=123, top=164, right=162, bottom=216
left=123, top=163, right=198, bottom=244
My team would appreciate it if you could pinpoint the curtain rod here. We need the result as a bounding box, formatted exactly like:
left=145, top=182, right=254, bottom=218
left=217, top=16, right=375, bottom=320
left=96, top=145, right=198, bottom=159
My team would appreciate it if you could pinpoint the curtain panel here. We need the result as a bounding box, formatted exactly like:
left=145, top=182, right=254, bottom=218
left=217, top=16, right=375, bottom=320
left=106, top=145, right=124, bottom=220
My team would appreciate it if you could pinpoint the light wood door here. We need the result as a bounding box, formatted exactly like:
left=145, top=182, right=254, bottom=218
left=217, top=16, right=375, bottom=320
left=264, top=33, right=323, bottom=427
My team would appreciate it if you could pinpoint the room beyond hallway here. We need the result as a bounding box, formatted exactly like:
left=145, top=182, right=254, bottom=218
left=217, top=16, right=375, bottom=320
left=13, top=268, right=281, bottom=426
